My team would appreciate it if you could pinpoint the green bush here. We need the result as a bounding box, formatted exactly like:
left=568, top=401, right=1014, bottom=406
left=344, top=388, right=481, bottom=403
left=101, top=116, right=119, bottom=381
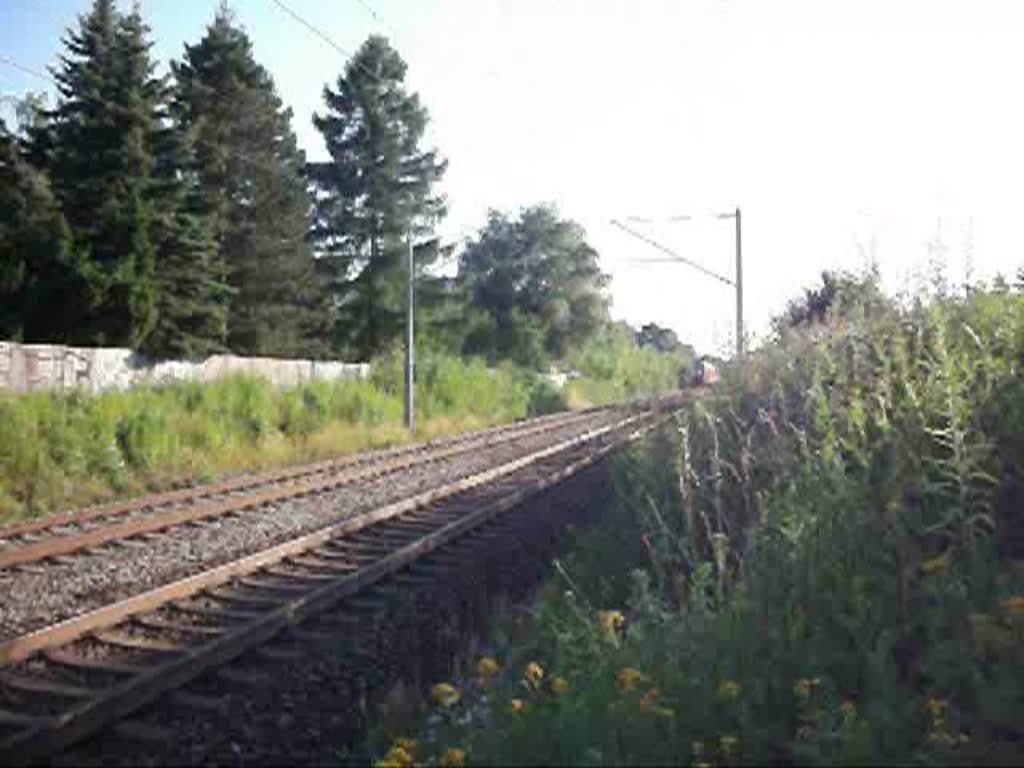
left=565, top=325, right=691, bottom=406
left=401, top=273, right=1024, bottom=766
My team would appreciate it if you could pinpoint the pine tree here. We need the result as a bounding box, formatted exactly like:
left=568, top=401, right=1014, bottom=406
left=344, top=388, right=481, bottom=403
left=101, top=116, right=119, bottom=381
left=0, top=120, right=77, bottom=341
left=310, top=35, right=447, bottom=360
left=41, top=0, right=160, bottom=347
left=173, top=4, right=329, bottom=359
left=142, top=95, right=231, bottom=359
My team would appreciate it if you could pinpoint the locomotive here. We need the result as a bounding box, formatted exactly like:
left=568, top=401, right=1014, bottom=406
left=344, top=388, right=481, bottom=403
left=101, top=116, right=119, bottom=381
left=691, top=357, right=719, bottom=387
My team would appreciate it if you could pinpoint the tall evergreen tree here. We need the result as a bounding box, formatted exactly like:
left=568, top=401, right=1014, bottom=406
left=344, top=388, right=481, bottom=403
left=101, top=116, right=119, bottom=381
left=40, top=0, right=160, bottom=347
left=142, top=95, right=231, bottom=359
left=310, top=35, right=447, bottom=360
left=173, top=4, right=329, bottom=358
left=0, top=119, right=77, bottom=341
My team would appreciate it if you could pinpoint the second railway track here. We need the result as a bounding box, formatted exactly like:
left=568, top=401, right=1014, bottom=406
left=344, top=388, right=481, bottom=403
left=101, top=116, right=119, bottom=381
left=0, top=406, right=613, bottom=573
left=0, top=403, right=671, bottom=764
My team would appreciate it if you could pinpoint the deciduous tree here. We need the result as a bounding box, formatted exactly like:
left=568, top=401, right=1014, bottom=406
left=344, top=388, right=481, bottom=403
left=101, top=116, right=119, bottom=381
left=458, top=205, right=610, bottom=367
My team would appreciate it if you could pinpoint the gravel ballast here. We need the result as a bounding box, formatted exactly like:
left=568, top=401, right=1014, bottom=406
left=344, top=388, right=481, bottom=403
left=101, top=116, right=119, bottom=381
left=52, top=432, right=620, bottom=767
left=0, top=410, right=625, bottom=641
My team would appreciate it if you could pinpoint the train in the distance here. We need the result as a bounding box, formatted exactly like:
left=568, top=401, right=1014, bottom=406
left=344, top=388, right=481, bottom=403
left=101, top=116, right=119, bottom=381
left=691, top=357, right=719, bottom=387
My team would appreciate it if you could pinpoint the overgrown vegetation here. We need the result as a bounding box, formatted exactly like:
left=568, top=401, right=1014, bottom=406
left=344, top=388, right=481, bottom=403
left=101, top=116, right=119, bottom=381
left=376, top=270, right=1024, bottom=766
left=0, top=353, right=527, bottom=523
left=564, top=323, right=692, bottom=409
left=0, top=339, right=686, bottom=524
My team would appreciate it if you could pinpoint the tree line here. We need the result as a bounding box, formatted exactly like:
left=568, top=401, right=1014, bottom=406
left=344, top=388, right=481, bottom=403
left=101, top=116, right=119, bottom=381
left=1, top=0, right=675, bottom=370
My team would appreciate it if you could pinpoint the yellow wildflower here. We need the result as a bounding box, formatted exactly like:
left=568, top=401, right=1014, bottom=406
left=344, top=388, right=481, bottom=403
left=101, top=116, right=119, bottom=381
left=616, top=667, right=650, bottom=692
left=477, top=656, right=500, bottom=681
left=637, top=687, right=676, bottom=717
left=375, top=745, right=413, bottom=768
left=717, top=679, right=742, bottom=701
left=793, top=677, right=821, bottom=698
left=720, top=734, right=740, bottom=756
left=920, top=553, right=949, bottom=575
left=638, top=687, right=661, bottom=713
left=392, top=738, right=417, bottom=754
left=439, top=747, right=466, bottom=767
left=596, top=610, right=626, bottom=637
left=925, top=698, right=948, bottom=719
left=840, top=701, right=857, bottom=721
left=524, top=661, right=544, bottom=688
left=550, top=676, right=569, bottom=696
left=509, top=698, right=527, bottom=714
left=431, top=682, right=460, bottom=708
left=1002, top=595, right=1024, bottom=616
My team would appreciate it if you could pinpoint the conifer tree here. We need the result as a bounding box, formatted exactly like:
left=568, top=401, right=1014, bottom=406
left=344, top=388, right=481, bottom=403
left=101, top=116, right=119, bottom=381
left=310, top=35, right=447, bottom=360
left=0, top=120, right=77, bottom=341
left=142, top=99, right=231, bottom=359
left=173, top=4, right=329, bottom=358
left=41, top=0, right=160, bottom=347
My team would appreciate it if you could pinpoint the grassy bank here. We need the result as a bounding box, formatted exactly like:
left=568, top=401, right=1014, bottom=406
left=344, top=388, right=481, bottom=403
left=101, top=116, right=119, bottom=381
left=0, top=341, right=687, bottom=525
left=374, top=276, right=1024, bottom=766
left=0, top=353, right=540, bottom=524
left=563, top=325, right=692, bottom=409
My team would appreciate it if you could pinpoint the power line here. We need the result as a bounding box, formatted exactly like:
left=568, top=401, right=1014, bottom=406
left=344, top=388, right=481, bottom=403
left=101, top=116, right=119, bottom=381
left=624, top=214, right=694, bottom=224
left=353, top=0, right=400, bottom=39
left=0, top=55, right=57, bottom=86
left=609, top=218, right=734, bottom=287
left=268, top=0, right=384, bottom=85
left=268, top=0, right=355, bottom=58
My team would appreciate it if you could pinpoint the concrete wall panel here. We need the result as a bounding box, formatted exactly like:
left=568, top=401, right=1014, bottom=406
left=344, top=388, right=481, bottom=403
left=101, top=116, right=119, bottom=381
left=0, top=342, right=369, bottom=394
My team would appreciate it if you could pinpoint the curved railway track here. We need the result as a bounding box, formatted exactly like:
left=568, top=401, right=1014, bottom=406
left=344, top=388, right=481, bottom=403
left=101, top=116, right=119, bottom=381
left=0, top=406, right=613, bottom=573
left=0, top=402, right=673, bottom=764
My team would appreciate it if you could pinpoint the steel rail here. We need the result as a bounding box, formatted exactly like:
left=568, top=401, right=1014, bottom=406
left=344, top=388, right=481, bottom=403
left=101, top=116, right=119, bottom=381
left=0, top=405, right=605, bottom=543
left=0, top=411, right=650, bottom=666
left=0, top=409, right=668, bottom=763
left=0, top=408, right=615, bottom=571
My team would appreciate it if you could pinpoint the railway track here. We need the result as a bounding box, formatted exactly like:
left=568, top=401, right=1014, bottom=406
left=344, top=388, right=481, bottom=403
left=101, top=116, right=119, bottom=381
left=0, top=406, right=611, bottom=573
left=0, top=403, right=671, bottom=764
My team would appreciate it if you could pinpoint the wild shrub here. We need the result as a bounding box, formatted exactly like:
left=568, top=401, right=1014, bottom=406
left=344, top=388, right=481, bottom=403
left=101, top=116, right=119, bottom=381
left=405, top=271, right=1024, bottom=766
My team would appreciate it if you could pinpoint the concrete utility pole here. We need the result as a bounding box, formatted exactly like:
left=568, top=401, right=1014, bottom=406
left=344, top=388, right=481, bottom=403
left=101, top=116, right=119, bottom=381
left=404, top=233, right=415, bottom=431
left=734, top=207, right=743, bottom=359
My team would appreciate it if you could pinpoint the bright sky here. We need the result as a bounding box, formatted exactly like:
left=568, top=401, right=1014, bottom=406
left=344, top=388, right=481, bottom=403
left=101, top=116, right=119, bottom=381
left=3, top=0, right=1023, bottom=356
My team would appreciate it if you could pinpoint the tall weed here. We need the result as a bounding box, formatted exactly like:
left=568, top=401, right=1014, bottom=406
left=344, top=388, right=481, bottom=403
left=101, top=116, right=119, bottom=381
left=405, top=272, right=1024, bottom=766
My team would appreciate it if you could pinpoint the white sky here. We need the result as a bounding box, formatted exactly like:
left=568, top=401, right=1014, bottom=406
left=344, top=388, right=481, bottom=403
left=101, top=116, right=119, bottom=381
left=4, top=0, right=1024, bottom=356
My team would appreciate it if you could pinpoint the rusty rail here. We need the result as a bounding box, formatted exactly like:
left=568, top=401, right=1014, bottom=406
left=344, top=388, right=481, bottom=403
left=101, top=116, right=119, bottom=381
left=0, top=407, right=671, bottom=763
left=0, top=407, right=612, bottom=571
left=0, top=406, right=604, bottom=542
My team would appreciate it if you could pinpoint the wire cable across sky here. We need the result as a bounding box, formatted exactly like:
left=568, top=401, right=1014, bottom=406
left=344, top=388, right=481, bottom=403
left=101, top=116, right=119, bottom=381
left=609, top=218, right=734, bottom=287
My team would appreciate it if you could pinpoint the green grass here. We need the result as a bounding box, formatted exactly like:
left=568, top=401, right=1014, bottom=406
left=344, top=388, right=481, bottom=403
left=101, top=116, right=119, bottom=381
left=0, top=331, right=687, bottom=525
left=563, top=326, right=691, bottom=408
left=0, top=351, right=561, bottom=524
left=378, top=273, right=1024, bottom=766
